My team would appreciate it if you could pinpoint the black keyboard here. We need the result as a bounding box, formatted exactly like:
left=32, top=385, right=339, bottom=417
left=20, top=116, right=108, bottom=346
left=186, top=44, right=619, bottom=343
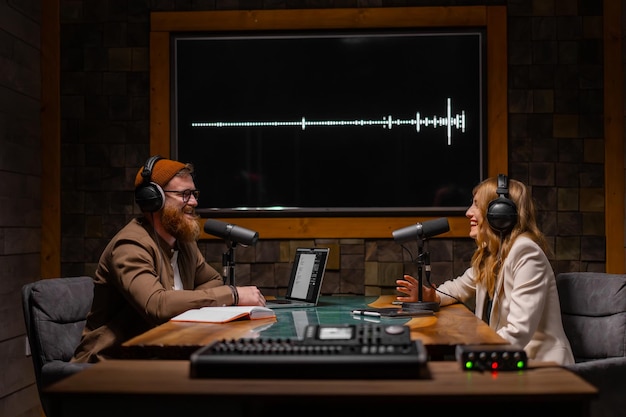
left=189, top=323, right=429, bottom=379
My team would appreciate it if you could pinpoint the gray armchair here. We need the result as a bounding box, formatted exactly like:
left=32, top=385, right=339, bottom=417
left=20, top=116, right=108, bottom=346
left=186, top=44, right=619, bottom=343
left=556, top=272, right=626, bottom=417
left=22, top=276, right=95, bottom=417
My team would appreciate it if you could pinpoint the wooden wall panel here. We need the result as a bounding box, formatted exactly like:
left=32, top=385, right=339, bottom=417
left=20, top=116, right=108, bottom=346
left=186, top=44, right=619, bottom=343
left=150, top=6, right=507, bottom=239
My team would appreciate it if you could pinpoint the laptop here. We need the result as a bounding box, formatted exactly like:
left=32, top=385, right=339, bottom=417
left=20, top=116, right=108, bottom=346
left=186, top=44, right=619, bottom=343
left=266, top=247, right=329, bottom=309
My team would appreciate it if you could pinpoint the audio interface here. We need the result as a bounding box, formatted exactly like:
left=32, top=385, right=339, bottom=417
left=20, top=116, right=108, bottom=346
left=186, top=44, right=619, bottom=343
left=456, top=345, right=527, bottom=371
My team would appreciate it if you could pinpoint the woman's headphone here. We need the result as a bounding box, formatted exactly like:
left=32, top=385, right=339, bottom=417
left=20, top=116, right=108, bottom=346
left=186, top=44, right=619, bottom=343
left=134, top=155, right=165, bottom=212
left=486, top=174, right=518, bottom=233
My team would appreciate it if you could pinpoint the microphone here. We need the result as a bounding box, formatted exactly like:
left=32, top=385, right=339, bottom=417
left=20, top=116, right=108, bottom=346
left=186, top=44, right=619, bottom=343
left=392, top=218, right=449, bottom=312
left=203, top=219, right=259, bottom=246
left=392, top=217, right=450, bottom=243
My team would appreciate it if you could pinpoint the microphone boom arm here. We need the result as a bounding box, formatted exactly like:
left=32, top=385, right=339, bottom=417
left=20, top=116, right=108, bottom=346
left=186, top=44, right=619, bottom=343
left=222, top=241, right=237, bottom=286
left=405, top=237, right=440, bottom=312
left=417, top=240, right=424, bottom=302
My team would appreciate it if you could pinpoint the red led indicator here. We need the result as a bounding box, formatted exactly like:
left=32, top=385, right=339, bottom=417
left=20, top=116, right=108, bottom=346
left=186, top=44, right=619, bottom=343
left=491, top=362, right=499, bottom=370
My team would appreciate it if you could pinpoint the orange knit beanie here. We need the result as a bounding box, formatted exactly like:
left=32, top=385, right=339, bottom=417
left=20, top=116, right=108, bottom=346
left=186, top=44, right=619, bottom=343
left=134, top=158, right=186, bottom=189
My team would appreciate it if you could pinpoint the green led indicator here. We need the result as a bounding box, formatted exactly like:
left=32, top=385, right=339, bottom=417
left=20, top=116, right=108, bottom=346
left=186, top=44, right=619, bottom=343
left=465, top=361, right=473, bottom=369
left=516, top=360, right=524, bottom=369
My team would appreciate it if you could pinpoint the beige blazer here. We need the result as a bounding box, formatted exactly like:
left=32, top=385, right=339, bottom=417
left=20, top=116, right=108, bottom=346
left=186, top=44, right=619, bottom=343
left=437, top=236, right=575, bottom=365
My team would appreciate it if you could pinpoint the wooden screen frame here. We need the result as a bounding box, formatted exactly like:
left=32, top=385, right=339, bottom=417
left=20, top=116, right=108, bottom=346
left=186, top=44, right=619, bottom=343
left=150, top=6, right=507, bottom=239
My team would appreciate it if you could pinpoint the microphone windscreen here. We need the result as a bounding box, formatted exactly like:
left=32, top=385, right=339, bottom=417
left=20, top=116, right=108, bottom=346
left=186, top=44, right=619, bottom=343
left=203, top=218, right=229, bottom=237
left=392, top=224, right=419, bottom=243
left=203, top=219, right=259, bottom=246
left=420, top=217, right=450, bottom=239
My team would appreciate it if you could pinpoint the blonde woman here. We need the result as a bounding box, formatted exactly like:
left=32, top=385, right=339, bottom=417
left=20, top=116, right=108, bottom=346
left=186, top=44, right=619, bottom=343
left=396, top=175, right=574, bottom=365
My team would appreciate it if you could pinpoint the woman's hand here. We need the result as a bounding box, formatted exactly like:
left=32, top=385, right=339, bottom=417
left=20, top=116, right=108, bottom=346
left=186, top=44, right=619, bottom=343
left=395, top=274, right=440, bottom=303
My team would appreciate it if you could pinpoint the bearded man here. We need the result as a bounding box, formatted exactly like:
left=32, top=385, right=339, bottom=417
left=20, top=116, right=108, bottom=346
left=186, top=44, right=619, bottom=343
left=72, top=156, right=266, bottom=363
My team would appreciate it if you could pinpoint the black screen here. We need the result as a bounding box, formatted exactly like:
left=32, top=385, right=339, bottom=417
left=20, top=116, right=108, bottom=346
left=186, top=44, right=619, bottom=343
left=174, top=30, right=485, bottom=215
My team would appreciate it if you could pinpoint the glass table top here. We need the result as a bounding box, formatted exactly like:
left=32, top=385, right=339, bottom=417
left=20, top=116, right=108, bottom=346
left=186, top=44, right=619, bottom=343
left=256, top=295, right=412, bottom=339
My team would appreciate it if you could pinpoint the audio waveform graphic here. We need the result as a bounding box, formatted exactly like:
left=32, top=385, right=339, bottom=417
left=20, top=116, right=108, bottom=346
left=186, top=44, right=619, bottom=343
left=191, top=98, right=466, bottom=145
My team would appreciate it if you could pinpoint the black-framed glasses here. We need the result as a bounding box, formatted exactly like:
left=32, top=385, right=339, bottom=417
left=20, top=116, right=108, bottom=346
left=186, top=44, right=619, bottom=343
left=163, top=189, right=199, bottom=204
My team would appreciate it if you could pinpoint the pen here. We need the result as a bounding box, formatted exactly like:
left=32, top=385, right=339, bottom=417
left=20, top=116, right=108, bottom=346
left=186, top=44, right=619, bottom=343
left=351, top=309, right=382, bottom=317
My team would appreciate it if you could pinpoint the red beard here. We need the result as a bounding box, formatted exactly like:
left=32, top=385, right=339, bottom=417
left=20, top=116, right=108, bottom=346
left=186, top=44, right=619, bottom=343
left=161, top=202, right=200, bottom=242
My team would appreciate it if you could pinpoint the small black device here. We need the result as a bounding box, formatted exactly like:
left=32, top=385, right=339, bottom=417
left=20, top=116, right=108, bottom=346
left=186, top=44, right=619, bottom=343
left=189, top=323, right=429, bottom=379
left=486, top=174, right=518, bottom=233
left=455, top=344, right=527, bottom=372
left=134, top=155, right=165, bottom=212
left=351, top=307, right=434, bottom=318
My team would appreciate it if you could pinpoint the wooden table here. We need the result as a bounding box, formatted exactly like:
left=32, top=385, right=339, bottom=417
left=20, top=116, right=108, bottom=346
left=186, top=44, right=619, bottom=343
left=119, top=295, right=507, bottom=360
left=45, top=359, right=597, bottom=417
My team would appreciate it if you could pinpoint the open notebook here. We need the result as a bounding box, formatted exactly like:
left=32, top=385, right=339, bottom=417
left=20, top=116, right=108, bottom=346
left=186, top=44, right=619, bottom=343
left=266, top=247, right=329, bottom=309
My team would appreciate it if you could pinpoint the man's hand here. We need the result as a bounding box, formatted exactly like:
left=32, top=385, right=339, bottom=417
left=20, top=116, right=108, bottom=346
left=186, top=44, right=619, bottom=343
left=236, top=286, right=267, bottom=306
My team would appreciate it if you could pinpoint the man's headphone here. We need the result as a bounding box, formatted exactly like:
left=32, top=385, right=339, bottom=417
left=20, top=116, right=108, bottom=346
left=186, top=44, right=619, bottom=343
left=134, top=155, right=165, bottom=212
left=486, top=174, right=518, bottom=233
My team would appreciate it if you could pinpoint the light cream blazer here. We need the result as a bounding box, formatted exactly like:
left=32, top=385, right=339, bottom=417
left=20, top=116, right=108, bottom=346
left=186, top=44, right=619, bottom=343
left=437, top=236, right=575, bottom=365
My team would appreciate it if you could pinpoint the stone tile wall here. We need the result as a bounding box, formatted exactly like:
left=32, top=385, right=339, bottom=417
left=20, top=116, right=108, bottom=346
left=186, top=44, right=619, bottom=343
left=60, top=0, right=608, bottom=296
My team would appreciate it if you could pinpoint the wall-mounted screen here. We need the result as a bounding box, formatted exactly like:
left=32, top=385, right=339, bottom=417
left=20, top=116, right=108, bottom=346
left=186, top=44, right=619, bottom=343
left=173, top=29, right=485, bottom=215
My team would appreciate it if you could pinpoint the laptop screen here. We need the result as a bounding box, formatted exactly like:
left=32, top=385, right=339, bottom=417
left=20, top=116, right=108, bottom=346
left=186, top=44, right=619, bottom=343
left=287, top=248, right=329, bottom=303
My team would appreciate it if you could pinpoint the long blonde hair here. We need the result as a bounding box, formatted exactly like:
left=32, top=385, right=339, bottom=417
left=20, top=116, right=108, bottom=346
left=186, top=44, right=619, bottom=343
left=470, top=176, right=549, bottom=297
